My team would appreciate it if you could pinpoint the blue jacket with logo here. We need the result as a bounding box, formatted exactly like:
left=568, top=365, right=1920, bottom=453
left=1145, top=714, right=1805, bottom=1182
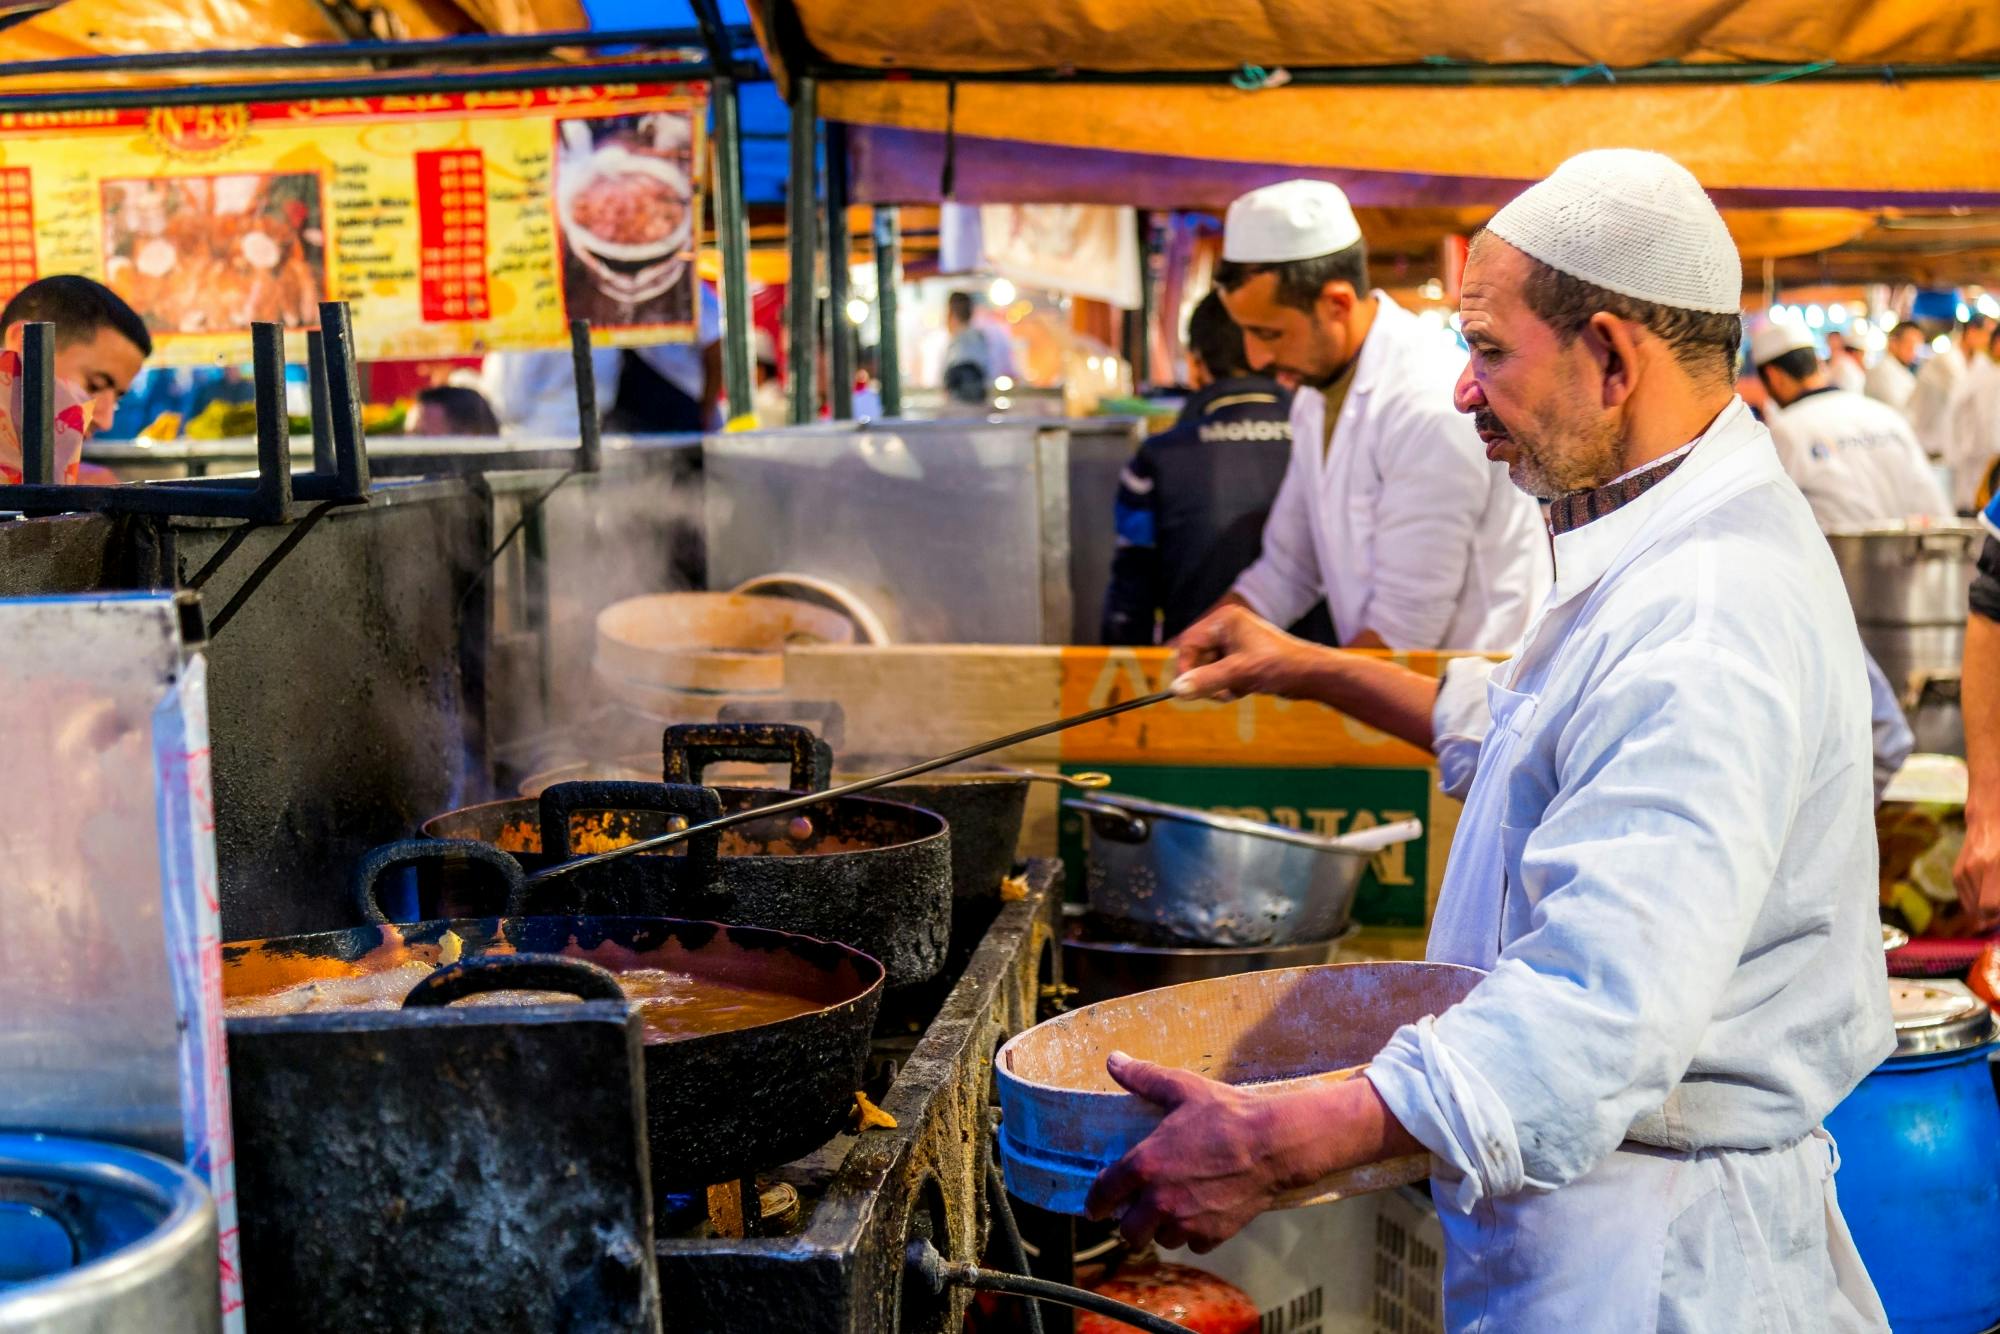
left=1101, top=376, right=1295, bottom=644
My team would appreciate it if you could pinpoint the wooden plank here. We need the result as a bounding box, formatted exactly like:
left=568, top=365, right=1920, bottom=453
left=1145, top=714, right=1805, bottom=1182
left=781, top=644, right=1065, bottom=762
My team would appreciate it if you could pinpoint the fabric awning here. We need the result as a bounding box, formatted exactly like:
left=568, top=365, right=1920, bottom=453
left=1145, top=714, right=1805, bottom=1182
left=777, top=0, right=2000, bottom=74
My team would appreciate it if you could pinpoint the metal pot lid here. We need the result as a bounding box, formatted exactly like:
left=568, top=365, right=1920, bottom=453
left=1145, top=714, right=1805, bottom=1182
left=1824, top=520, right=1980, bottom=543
left=1887, top=980, right=1998, bottom=1057
left=1068, top=790, right=1364, bottom=853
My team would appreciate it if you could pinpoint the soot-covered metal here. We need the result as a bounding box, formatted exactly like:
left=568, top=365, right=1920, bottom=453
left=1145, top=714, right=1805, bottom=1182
left=652, top=859, right=1064, bottom=1334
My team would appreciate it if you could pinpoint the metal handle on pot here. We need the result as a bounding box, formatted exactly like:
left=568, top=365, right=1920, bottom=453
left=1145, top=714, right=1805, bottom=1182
left=993, top=767, right=1113, bottom=790
left=537, top=780, right=723, bottom=880
left=662, top=722, right=833, bottom=793
left=1063, top=796, right=1150, bottom=844
left=352, top=838, right=527, bottom=924
left=400, top=953, right=625, bottom=1008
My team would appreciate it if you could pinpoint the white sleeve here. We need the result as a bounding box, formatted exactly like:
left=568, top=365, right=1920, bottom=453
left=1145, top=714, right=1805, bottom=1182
left=1231, top=449, right=1323, bottom=629
left=1431, top=656, right=1499, bottom=799
left=1366, top=639, right=1804, bottom=1206
left=1357, top=408, right=1490, bottom=648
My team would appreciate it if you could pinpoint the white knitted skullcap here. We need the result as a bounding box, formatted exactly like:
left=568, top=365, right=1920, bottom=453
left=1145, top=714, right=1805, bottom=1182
left=1223, top=180, right=1363, bottom=263
left=1748, top=318, right=1816, bottom=368
left=1486, top=149, right=1741, bottom=315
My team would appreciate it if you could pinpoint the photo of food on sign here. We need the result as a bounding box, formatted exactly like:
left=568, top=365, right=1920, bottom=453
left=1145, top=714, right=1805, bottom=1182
left=554, top=111, right=697, bottom=331
left=101, top=172, right=325, bottom=335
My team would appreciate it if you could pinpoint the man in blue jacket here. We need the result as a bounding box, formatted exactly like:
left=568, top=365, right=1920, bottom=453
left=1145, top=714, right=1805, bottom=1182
left=1101, top=293, right=1304, bottom=645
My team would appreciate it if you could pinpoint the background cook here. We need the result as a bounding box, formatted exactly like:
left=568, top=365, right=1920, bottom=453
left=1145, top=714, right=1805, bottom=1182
left=1206, top=179, right=1550, bottom=651
left=1089, top=149, right=1893, bottom=1331
left=1102, top=292, right=1313, bottom=646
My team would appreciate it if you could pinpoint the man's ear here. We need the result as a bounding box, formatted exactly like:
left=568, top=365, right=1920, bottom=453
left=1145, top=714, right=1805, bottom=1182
left=1315, top=281, right=1358, bottom=328
left=1581, top=311, right=1643, bottom=408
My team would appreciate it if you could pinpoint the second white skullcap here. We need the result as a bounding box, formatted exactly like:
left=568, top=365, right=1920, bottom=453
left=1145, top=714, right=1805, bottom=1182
left=1223, top=180, right=1363, bottom=263
left=1749, top=318, right=1817, bottom=368
left=1486, top=149, right=1742, bottom=315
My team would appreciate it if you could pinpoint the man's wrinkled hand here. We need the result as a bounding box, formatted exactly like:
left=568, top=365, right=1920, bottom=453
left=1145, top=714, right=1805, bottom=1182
left=1083, top=1051, right=1305, bottom=1254
left=1170, top=605, right=1318, bottom=704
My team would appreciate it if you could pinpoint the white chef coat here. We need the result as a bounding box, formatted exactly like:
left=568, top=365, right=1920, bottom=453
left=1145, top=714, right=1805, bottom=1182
left=1828, top=356, right=1868, bottom=395
left=1908, top=342, right=1966, bottom=458
left=479, top=347, right=622, bottom=440
left=1863, top=354, right=1916, bottom=414
left=1765, top=385, right=1952, bottom=530
left=1230, top=293, right=1550, bottom=650
left=1948, top=354, right=2000, bottom=512
left=1365, top=399, right=1894, bottom=1331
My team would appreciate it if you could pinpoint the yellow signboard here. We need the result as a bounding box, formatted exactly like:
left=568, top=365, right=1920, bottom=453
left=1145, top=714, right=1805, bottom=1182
left=0, top=84, right=706, bottom=366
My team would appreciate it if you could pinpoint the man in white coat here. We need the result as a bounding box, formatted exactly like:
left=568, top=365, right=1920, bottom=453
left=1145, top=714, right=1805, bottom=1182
left=1749, top=318, right=1953, bottom=530
left=1087, top=150, right=1893, bottom=1331
left=1948, top=339, right=2000, bottom=513
left=1210, top=181, right=1549, bottom=651
left=1864, top=320, right=1923, bottom=414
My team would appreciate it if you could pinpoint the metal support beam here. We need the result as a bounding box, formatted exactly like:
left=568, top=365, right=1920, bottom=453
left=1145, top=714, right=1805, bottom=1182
left=824, top=120, right=855, bottom=420
left=19, top=321, right=53, bottom=486
left=249, top=322, right=297, bottom=522
left=306, top=329, right=337, bottom=476
left=569, top=319, right=603, bottom=473
left=873, top=207, right=903, bottom=418
left=712, top=74, right=755, bottom=425
left=786, top=75, right=820, bottom=426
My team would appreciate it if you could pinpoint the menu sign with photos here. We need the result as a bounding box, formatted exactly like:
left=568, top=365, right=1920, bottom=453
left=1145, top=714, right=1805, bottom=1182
left=0, top=83, right=706, bottom=367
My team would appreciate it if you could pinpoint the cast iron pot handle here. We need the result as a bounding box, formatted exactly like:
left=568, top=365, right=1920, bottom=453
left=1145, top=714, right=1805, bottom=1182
left=352, top=838, right=527, bottom=924
left=661, top=722, right=833, bottom=793
left=401, top=953, right=625, bottom=1008
left=536, top=780, right=723, bottom=881
left=1062, top=796, right=1151, bottom=845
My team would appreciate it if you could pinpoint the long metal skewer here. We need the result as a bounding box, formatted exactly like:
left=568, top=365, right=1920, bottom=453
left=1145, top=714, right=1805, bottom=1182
left=526, top=689, right=1177, bottom=884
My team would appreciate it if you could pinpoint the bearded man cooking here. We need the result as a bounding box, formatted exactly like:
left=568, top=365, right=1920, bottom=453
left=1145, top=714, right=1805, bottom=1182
left=1086, top=150, right=1894, bottom=1330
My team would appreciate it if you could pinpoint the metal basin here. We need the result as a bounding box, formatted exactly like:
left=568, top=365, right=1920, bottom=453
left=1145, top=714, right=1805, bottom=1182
left=996, top=961, right=1486, bottom=1215
left=1066, top=793, right=1378, bottom=947
left=0, top=1135, right=218, bottom=1334
left=1062, top=906, right=1356, bottom=1007
left=1827, top=524, right=1980, bottom=626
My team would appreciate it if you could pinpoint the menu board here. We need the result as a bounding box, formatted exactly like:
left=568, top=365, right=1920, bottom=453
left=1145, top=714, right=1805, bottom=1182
left=0, top=83, right=706, bottom=366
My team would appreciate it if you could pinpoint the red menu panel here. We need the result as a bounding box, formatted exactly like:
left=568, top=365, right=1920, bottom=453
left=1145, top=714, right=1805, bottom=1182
left=0, top=168, right=36, bottom=297
left=414, top=149, right=489, bottom=323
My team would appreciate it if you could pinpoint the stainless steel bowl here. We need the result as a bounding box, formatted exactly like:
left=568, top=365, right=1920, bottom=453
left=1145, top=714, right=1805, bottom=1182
left=1061, top=906, right=1357, bottom=1008
left=1065, top=792, right=1383, bottom=947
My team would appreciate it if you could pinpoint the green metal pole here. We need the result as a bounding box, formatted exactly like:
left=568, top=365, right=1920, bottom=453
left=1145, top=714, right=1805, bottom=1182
left=786, top=75, right=819, bottom=425
left=824, top=119, right=855, bottom=419
left=873, top=206, right=903, bottom=417
left=711, top=72, right=754, bottom=425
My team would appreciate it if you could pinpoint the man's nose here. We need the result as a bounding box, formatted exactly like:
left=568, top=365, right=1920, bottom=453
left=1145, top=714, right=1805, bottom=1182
left=91, top=390, right=116, bottom=433
left=1244, top=339, right=1275, bottom=372
left=1453, top=360, right=1485, bottom=415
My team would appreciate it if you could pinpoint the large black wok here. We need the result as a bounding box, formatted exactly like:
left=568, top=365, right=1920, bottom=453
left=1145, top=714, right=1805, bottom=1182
left=222, top=860, right=884, bottom=1192
left=420, top=729, right=950, bottom=987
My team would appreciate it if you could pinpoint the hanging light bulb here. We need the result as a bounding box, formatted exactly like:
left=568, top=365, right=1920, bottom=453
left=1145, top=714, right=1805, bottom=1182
left=845, top=297, right=870, bottom=326
left=1805, top=305, right=1825, bottom=329
left=988, top=277, right=1017, bottom=306
left=1828, top=303, right=1848, bottom=325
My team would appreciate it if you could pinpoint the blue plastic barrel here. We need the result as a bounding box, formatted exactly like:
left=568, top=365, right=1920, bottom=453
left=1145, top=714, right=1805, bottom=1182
left=1824, top=996, right=2000, bottom=1334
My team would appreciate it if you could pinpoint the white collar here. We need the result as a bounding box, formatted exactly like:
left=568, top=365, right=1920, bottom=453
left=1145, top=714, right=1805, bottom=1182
left=1546, top=398, right=1766, bottom=609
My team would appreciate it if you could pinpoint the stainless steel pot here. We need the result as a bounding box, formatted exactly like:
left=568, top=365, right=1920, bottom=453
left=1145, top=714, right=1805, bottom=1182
left=1064, top=793, right=1419, bottom=948
left=1061, top=905, right=1357, bottom=1007
left=1826, top=524, right=1980, bottom=692
left=0, top=1135, right=218, bottom=1334
left=1908, top=673, right=1965, bottom=757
